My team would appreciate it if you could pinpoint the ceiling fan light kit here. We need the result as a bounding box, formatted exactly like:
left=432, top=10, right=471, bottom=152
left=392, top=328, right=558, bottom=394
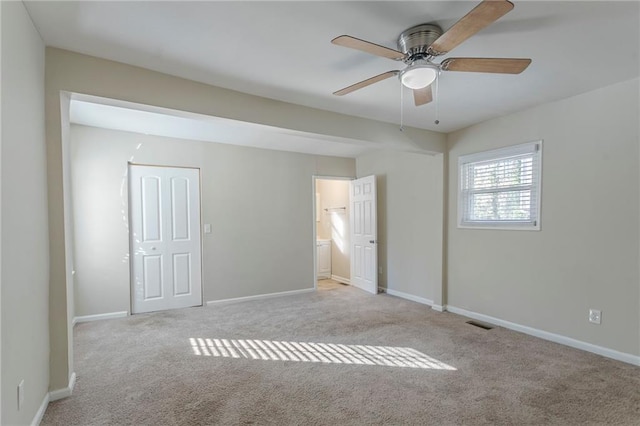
left=399, top=61, right=439, bottom=90
left=331, top=0, right=531, bottom=116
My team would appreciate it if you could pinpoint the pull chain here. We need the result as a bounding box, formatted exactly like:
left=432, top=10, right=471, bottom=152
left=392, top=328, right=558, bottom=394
left=434, top=72, right=440, bottom=125
left=399, top=83, right=404, bottom=131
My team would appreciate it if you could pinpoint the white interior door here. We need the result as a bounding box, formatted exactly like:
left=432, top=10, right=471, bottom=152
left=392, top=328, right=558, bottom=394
left=349, top=175, right=378, bottom=294
left=129, top=165, right=202, bottom=314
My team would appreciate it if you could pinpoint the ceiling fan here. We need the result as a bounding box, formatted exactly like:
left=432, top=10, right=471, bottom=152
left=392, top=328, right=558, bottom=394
left=331, top=0, right=531, bottom=107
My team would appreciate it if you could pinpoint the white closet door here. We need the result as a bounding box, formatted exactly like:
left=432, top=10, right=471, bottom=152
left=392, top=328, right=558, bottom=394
left=129, top=165, right=202, bottom=314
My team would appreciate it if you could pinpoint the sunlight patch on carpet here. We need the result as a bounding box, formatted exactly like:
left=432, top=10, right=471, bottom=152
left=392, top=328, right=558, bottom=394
left=189, top=338, right=456, bottom=370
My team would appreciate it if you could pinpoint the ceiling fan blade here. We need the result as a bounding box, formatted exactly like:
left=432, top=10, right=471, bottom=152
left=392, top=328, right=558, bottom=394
left=428, top=0, right=514, bottom=56
left=441, top=57, right=531, bottom=74
left=332, top=35, right=405, bottom=61
left=413, top=86, right=433, bottom=106
left=333, top=71, right=400, bottom=96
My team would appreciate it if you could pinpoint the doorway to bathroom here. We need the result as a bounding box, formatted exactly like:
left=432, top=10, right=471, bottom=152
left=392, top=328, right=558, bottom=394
left=314, top=177, right=351, bottom=290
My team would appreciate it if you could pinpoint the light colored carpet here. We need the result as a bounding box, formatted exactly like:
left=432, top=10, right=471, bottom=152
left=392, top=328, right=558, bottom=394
left=43, top=282, right=639, bottom=425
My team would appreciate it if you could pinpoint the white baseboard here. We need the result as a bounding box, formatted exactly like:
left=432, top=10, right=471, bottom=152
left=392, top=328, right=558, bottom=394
left=207, top=288, right=314, bottom=306
left=31, top=392, right=50, bottom=426
left=331, top=274, right=350, bottom=285
left=431, top=304, right=446, bottom=312
left=446, top=305, right=640, bottom=366
left=385, top=288, right=434, bottom=306
left=73, top=311, right=128, bottom=326
left=49, top=372, right=76, bottom=402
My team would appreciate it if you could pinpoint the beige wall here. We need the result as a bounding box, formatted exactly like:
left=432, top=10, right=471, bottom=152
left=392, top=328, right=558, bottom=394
left=44, top=43, right=638, bottom=401
left=356, top=150, right=444, bottom=304
left=45, top=48, right=445, bottom=390
left=71, top=125, right=355, bottom=316
left=316, top=179, right=351, bottom=281
left=447, top=78, right=640, bottom=357
left=1, top=3, right=3, bottom=418
left=1, top=2, right=50, bottom=424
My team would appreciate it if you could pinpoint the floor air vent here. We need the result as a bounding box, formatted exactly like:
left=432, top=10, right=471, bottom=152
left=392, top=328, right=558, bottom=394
left=466, top=320, right=494, bottom=330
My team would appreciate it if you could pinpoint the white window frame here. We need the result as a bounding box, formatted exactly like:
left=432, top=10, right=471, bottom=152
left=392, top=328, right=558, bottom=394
left=457, top=140, right=542, bottom=231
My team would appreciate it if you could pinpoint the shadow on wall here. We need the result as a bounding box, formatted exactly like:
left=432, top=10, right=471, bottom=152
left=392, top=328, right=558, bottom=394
left=376, top=174, right=387, bottom=288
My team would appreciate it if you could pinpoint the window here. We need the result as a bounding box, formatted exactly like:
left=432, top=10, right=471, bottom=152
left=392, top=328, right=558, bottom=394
left=458, top=141, right=542, bottom=230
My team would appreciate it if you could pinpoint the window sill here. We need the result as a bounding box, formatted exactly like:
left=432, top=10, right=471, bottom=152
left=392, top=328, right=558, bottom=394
left=457, top=223, right=541, bottom=231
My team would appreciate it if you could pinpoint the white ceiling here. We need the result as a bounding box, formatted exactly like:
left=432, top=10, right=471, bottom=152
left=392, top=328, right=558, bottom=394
left=26, top=1, right=640, bottom=133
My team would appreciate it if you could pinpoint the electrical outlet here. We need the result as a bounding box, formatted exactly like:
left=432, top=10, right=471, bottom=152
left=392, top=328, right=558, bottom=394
left=589, top=309, right=602, bottom=324
left=18, top=380, right=24, bottom=411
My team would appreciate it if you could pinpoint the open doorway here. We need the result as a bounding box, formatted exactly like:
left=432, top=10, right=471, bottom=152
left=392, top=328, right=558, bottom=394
left=314, top=177, right=351, bottom=291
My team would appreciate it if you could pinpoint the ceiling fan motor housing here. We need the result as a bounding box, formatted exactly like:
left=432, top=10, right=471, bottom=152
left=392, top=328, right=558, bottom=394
left=397, top=24, right=443, bottom=63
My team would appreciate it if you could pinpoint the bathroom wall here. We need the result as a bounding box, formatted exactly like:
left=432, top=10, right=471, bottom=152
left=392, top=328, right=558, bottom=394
left=316, top=179, right=351, bottom=282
